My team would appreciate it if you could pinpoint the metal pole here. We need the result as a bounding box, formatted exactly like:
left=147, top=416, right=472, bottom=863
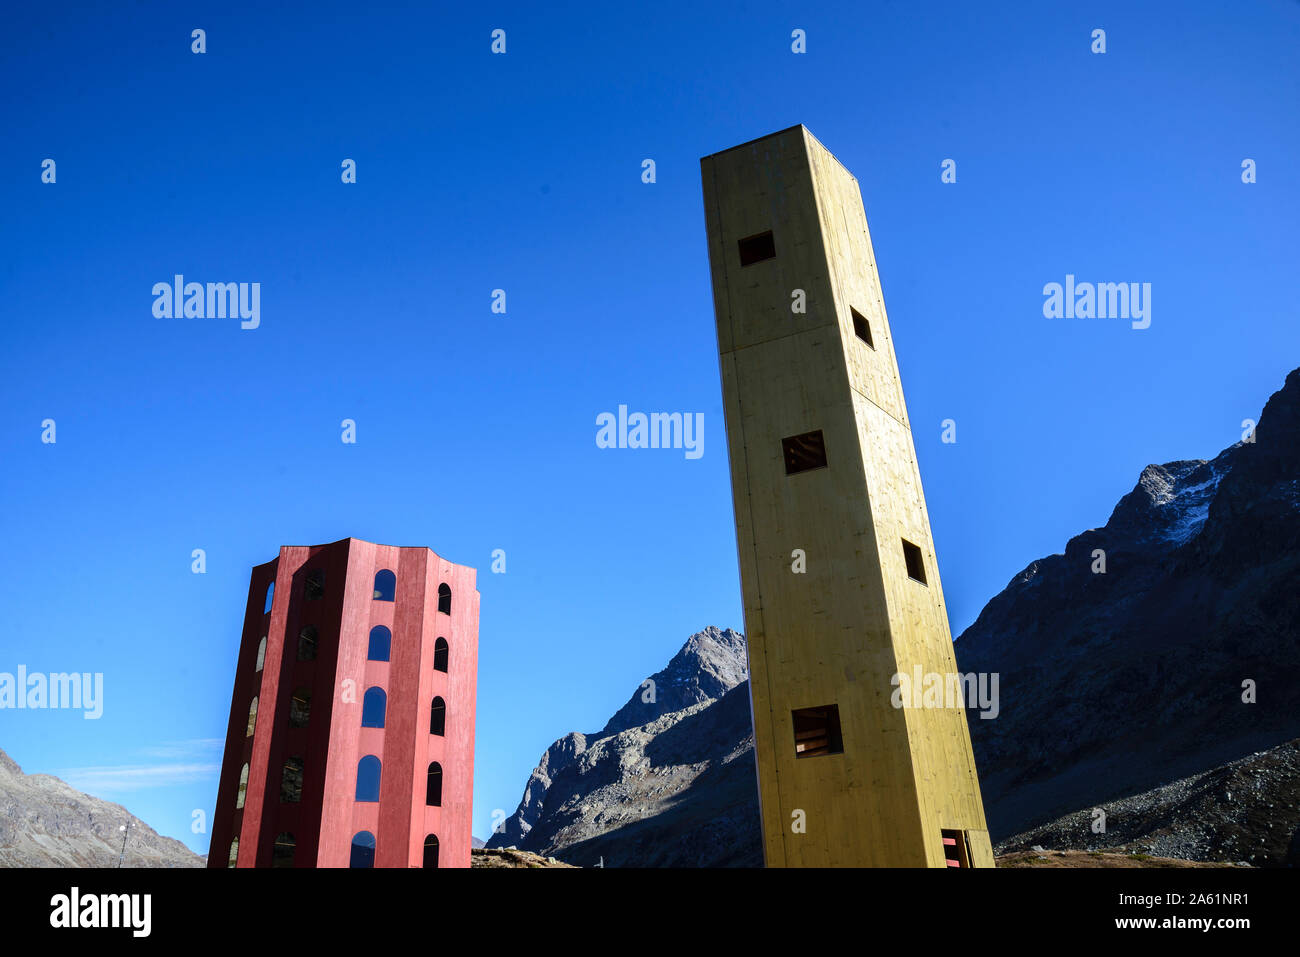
left=117, top=823, right=134, bottom=867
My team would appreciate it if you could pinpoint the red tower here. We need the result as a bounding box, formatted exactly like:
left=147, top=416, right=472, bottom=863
left=209, top=538, right=479, bottom=868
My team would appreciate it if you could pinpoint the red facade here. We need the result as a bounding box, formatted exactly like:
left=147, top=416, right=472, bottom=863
left=209, top=538, right=479, bottom=868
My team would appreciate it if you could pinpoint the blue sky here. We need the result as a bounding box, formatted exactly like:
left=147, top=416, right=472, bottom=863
left=1, top=1, right=1297, bottom=856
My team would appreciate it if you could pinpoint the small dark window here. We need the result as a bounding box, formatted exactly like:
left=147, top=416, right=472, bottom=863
left=851, top=307, right=874, bottom=348
left=782, top=430, right=827, bottom=475
left=235, top=763, right=249, bottom=809
left=426, top=762, right=442, bottom=807
left=304, top=568, right=325, bottom=600
left=350, top=830, right=376, bottom=868
left=433, top=637, right=449, bottom=673
left=942, top=829, right=972, bottom=868
left=297, top=625, right=318, bottom=661
left=373, top=569, right=396, bottom=602
left=430, top=696, right=446, bottom=736
left=738, top=230, right=776, bottom=267
left=254, top=636, right=266, bottom=672
left=361, top=687, right=387, bottom=728
left=792, top=704, right=844, bottom=758
left=423, top=834, right=439, bottom=869
left=263, top=581, right=275, bottom=615
left=289, top=687, right=311, bottom=728
left=272, top=832, right=295, bottom=868
left=437, top=584, right=451, bottom=615
left=245, top=697, right=258, bottom=738
left=280, top=757, right=304, bottom=803
left=902, top=539, right=927, bottom=584
left=368, top=626, right=391, bottom=662
left=227, top=838, right=239, bottom=868
left=356, top=756, right=381, bottom=802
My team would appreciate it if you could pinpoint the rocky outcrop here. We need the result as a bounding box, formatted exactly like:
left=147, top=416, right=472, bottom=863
left=0, top=748, right=204, bottom=868
left=471, top=847, right=576, bottom=868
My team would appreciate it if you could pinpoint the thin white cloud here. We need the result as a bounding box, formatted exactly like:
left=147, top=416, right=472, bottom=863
left=55, top=763, right=219, bottom=794
left=136, top=739, right=224, bottom=760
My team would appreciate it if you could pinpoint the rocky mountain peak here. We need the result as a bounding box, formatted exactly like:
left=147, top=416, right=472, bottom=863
left=601, top=625, right=747, bottom=735
left=487, top=626, right=757, bottom=863
left=1104, top=457, right=1224, bottom=546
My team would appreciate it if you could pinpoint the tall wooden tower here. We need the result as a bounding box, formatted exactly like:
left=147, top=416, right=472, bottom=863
left=700, top=126, right=994, bottom=867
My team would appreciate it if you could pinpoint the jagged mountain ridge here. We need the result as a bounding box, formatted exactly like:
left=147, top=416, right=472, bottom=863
left=487, top=626, right=762, bottom=866
left=957, top=367, right=1300, bottom=840
left=0, top=748, right=204, bottom=868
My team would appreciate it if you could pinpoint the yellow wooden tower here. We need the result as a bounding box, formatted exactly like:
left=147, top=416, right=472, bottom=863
left=700, top=125, right=994, bottom=867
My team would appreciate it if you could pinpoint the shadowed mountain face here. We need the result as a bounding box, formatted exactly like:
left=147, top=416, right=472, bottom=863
left=0, top=749, right=204, bottom=867
left=487, top=626, right=762, bottom=867
left=957, top=368, right=1300, bottom=840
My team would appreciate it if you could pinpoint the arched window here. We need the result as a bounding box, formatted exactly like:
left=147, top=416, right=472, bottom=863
left=289, top=687, right=311, bottom=728
left=254, top=636, right=266, bottom=672
left=227, top=837, right=239, bottom=868
left=281, top=757, right=303, bottom=803
left=356, top=755, right=381, bottom=802
left=297, top=624, right=318, bottom=661
left=361, top=687, right=387, bottom=728
left=235, top=763, right=249, bottom=809
left=433, top=637, right=448, bottom=673
left=272, top=832, right=295, bottom=868
left=373, top=569, right=396, bottom=602
left=304, top=568, right=324, bottom=601
left=437, top=583, right=451, bottom=615
left=423, top=834, right=439, bottom=869
left=245, top=697, right=258, bottom=737
left=367, top=626, right=391, bottom=662
left=263, top=581, right=275, bottom=615
left=426, top=762, right=442, bottom=807
left=350, top=831, right=376, bottom=868
left=430, top=696, right=446, bottom=736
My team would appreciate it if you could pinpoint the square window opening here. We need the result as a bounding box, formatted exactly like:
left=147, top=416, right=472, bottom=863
left=738, top=230, right=776, bottom=267
left=792, top=704, right=844, bottom=759
left=851, top=307, right=875, bottom=349
left=902, top=538, right=927, bottom=584
left=782, top=430, right=827, bottom=475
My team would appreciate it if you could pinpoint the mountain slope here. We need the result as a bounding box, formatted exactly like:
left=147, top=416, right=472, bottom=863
left=487, top=626, right=762, bottom=866
left=957, top=368, right=1300, bottom=840
left=996, top=737, right=1300, bottom=867
left=0, top=748, right=204, bottom=868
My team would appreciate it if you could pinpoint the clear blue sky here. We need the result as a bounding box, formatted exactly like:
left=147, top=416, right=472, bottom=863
left=1, top=1, right=1297, bottom=856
